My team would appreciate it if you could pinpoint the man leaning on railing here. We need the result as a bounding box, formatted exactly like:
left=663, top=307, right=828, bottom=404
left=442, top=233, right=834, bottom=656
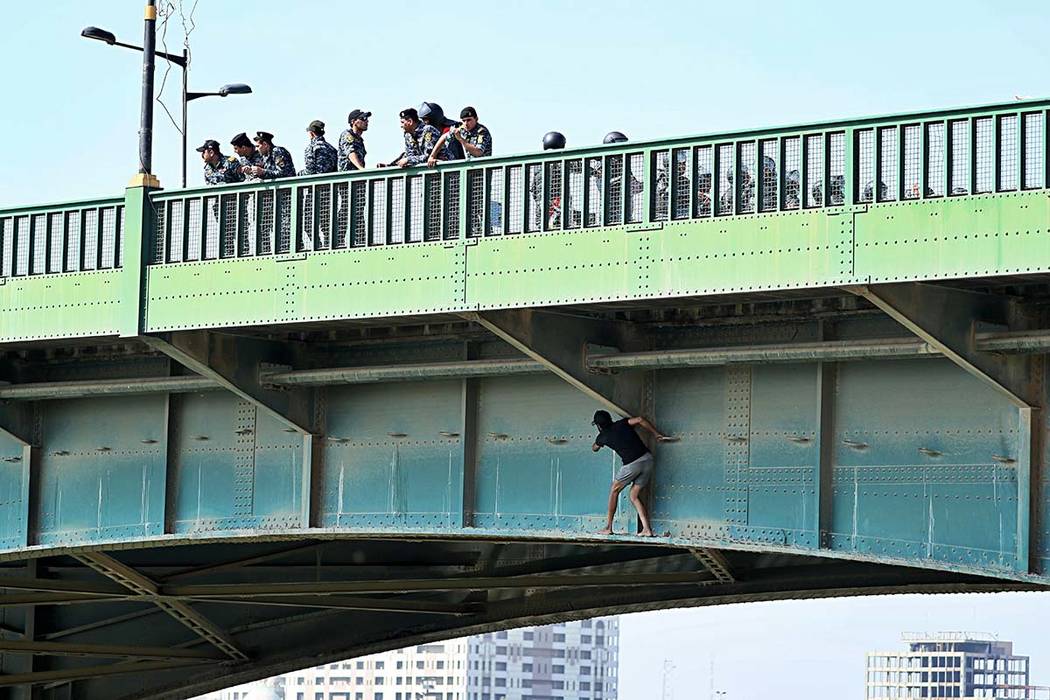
left=198, top=139, right=243, bottom=186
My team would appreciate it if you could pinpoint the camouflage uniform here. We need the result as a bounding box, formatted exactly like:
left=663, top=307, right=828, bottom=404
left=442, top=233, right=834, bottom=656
left=338, top=129, right=367, bottom=171
left=300, top=135, right=337, bottom=175
left=456, top=123, right=493, bottom=160
left=404, top=123, right=442, bottom=166
left=237, top=149, right=266, bottom=183
left=203, top=155, right=243, bottom=186
left=261, top=145, right=295, bottom=179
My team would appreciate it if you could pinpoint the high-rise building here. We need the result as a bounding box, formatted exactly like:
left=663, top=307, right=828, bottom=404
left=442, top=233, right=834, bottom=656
left=194, top=617, right=618, bottom=700
left=866, top=632, right=1047, bottom=699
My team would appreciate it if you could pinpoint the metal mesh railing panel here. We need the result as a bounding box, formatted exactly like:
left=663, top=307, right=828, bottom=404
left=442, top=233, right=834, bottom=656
left=805, top=135, right=823, bottom=207
left=564, top=160, right=582, bottom=230
left=389, top=178, right=406, bottom=245
left=81, top=210, right=98, bottom=271
left=585, top=159, right=602, bottom=226
left=221, top=193, right=238, bottom=259
left=116, top=206, right=124, bottom=268
left=298, top=186, right=314, bottom=251
left=737, top=142, right=756, bottom=214
left=151, top=202, right=166, bottom=263
left=258, top=190, right=274, bottom=255
left=1023, top=112, right=1045, bottom=190
left=999, top=115, right=1018, bottom=192
left=950, top=119, right=969, bottom=195
left=48, top=214, right=63, bottom=273
left=526, top=164, right=543, bottom=232
left=828, top=132, right=845, bottom=205
left=442, top=172, right=460, bottom=240
left=508, top=166, right=525, bottom=233
left=878, top=127, right=898, bottom=202
left=604, top=156, right=624, bottom=225
left=695, top=145, right=713, bottom=216
left=408, top=175, right=424, bottom=243
left=66, top=210, right=82, bottom=270
left=350, top=181, right=367, bottom=247
left=276, top=188, right=292, bottom=253
left=760, top=140, right=778, bottom=212
left=974, top=117, right=993, bottom=194
left=927, top=122, right=946, bottom=197
left=370, top=179, right=387, bottom=246
left=0, top=218, right=12, bottom=277
left=544, top=162, right=563, bottom=230
left=186, top=198, right=203, bottom=260
left=855, top=130, right=874, bottom=204
left=783, top=137, right=800, bottom=209
left=488, top=167, right=505, bottom=235
left=30, top=214, right=45, bottom=274
left=424, top=173, right=442, bottom=241
left=168, top=201, right=184, bottom=261
left=626, top=153, right=644, bottom=223
left=237, top=193, right=254, bottom=257
left=201, top=196, right=219, bottom=260
left=316, top=184, right=332, bottom=249
left=716, top=144, right=734, bottom=215
left=902, top=125, right=921, bottom=199
left=333, top=183, right=349, bottom=249
left=100, top=207, right=117, bottom=268
left=651, top=151, right=670, bottom=222
left=467, top=169, right=485, bottom=237
left=671, top=149, right=690, bottom=220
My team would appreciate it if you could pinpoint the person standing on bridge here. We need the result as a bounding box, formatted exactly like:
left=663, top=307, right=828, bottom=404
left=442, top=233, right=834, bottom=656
left=299, top=120, right=338, bottom=175
left=254, top=132, right=296, bottom=179
left=231, top=132, right=265, bottom=183
left=197, top=139, right=243, bottom=186
left=591, top=410, right=668, bottom=537
left=338, top=110, right=370, bottom=171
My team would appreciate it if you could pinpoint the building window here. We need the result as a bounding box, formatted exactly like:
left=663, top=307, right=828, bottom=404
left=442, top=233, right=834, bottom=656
left=376, top=662, right=385, bottom=670
left=553, top=665, right=565, bottom=674
left=582, top=636, right=592, bottom=644
left=523, top=632, right=534, bottom=641
left=495, top=646, right=507, bottom=655
left=554, top=634, right=565, bottom=643
left=495, top=662, right=506, bottom=671
left=522, top=663, right=533, bottom=672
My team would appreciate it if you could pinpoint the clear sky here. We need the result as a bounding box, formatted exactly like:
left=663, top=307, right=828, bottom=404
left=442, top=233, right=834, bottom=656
left=4, top=1, right=1050, bottom=698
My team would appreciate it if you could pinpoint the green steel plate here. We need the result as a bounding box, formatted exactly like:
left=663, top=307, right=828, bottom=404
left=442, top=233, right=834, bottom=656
left=855, top=191, right=1050, bottom=282
left=0, top=270, right=123, bottom=343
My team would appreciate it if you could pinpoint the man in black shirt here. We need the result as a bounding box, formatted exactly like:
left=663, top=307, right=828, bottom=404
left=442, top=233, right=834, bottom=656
left=591, top=409, right=669, bottom=537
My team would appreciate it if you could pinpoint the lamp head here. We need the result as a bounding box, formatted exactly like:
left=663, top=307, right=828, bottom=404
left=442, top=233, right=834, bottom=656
left=81, top=27, right=116, bottom=44
left=218, top=83, right=252, bottom=97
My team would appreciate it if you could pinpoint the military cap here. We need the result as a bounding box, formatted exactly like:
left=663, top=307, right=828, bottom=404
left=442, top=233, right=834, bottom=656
left=399, top=108, right=419, bottom=121
left=254, top=131, right=275, bottom=143
left=195, top=139, right=221, bottom=153
left=230, top=132, right=253, bottom=148
left=307, top=119, right=325, bottom=134
left=347, top=109, right=371, bottom=123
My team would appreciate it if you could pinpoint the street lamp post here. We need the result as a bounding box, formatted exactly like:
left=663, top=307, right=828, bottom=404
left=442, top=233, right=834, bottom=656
left=80, top=25, right=251, bottom=187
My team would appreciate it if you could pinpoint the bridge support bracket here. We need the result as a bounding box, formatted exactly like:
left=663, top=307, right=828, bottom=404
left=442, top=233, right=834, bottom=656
left=845, top=282, right=1044, bottom=573
left=143, top=331, right=311, bottom=435
left=462, top=309, right=643, bottom=417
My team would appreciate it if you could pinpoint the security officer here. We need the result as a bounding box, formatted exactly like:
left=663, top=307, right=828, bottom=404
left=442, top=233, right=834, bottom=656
left=254, top=131, right=295, bottom=179
left=197, top=139, right=243, bottom=185
left=299, top=120, right=338, bottom=175
left=428, top=106, right=492, bottom=166
left=231, top=132, right=265, bottom=183
left=397, top=108, right=441, bottom=167
left=338, top=109, right=370, bottom=171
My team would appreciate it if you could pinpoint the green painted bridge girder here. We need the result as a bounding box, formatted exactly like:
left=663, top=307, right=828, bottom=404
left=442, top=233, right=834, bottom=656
left=0, top=99, right=1049, bottom=343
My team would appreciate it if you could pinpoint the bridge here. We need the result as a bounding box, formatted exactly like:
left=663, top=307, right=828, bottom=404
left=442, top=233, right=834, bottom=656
left=0, top=98, right=1049, bottom=698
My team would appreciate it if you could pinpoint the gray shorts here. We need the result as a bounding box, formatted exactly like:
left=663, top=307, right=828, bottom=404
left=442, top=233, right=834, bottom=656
left=615, top=452, right=654, bottom=488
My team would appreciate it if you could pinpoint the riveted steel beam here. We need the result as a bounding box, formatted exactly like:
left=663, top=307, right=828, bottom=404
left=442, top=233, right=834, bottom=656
left=0, top=639, right=225, bottom=661
left=73, top=553, right=248, bottom=662
left=688, top=549, right=735, bottom=584
left=0, top=659, right=211, bottom=688
left=185, top=595, right=482, bottom=616
left=142, top=331, right=311, bottom=435
left=463, top=309, right=642, bottom=416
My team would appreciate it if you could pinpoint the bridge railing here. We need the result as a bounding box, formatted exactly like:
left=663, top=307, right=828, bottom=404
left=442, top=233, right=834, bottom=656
left=0, top=197, right=125, bottom=277
left=145, top=100, right=1050, bottom=264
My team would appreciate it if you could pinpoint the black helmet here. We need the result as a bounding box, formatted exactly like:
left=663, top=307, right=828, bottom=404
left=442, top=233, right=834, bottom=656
left=543, top=131, right=566, bottom=150
left=418, top=101, right=445, bottom=125
left=603, top=131, right=628, bottom=144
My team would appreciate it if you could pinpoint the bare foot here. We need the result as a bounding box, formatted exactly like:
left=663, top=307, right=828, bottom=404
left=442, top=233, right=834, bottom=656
left=638, top=528, right=656, bottom=537
left=598, top=527, right=614, bottom=535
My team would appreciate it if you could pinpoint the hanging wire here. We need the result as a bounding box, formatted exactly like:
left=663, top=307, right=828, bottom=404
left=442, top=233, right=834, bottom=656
left=155, top=0, right=199, bottom=135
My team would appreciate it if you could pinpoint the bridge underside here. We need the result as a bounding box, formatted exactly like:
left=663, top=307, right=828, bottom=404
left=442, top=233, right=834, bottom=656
left=1, top=282, right=1050, bottom=697
left=0, top=536, right=1037, bottom=700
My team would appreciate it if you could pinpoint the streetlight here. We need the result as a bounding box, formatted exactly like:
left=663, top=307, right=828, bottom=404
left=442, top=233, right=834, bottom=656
left=81, top=25, right=252, bottom=187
